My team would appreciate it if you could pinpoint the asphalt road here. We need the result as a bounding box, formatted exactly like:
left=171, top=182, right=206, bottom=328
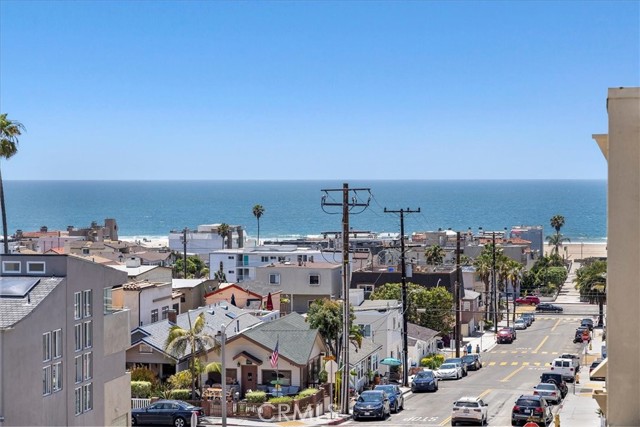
left=345, top=303, right=600, bottom=427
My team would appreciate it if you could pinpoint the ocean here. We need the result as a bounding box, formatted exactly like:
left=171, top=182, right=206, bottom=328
left=4, top=180, right=607, bottom=242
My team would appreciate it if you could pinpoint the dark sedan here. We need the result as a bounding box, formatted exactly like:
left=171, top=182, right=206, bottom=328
left=410, top=369, right=439, bottom=392
left=132, top=400, right=203, bottom=427
left=352, top=390, right=390, bottom=421
left=535, top=303, right=564, bottom=313
left=374, top=384, right=404, bottom=413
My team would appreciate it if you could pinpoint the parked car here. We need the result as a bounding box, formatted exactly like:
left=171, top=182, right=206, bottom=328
left=521, top=313, right=535, bottom=326
left=511, top=395, right=553, bottom=426
left=540, top=372, right=568, bottom=398
left=581, top=318, right=594, bottom=331
left=451, top=396, right=489, bottom=426
left=533, top=382, right=562, bottom=405
left=515, top=295, right=540, bottom=305
left=131, top=400, right=204, bottom=427
left=514, top=318, right=528, bottom=330
left=574, top=326, right=591, bottom=343
left=551, top=357, right=577, bottom=382
left=590, top=359, right=605, bottom=381
left=410, top=369, right=439, bottom=392
left=504, top=326, right=517, bottom=340
left=444, top=358, right=469, bottom=376
left=374, top=384, right=404, bottom=413
left=560, top=353, right=581, bottom=372
left=535, top=303, right=563, bottom=313
left=462, top=354, right=483, bottom=371
left=436, top=362, right=464, bottom=380
left=352, top=390, right=390, bottom=421
left=497, top=328, right=515, bottom=344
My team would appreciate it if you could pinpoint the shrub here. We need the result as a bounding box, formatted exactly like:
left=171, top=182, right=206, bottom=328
left=433, top=354, right=445, bottom=366
left=169, top=389, right=192, bottom=400
left=420, top=356, right=435, bottom=369
left=296, top=388, right=319, bottom=399
left=317, top=370, right=328, bottom=383
left=484, top=320, right=493, bottom=330
left=245, top=391, right=267, bottom=404
left=131, top=381, right=152, bottom=398
left=268, top=396, right=293, bottom=405
left=130, top=367, right=158, bottom=384
left=168, top=370, right=192, bottom=389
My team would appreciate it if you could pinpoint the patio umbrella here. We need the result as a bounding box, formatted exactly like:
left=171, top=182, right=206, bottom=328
left=266, top=292, right=273, bottom=311
left=230, top=293, right=236, bottom=306
left=380, top=357, right=402, bottom=367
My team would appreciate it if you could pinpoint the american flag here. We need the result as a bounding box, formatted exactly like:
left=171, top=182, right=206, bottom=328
left=270, top=339, right=279, bottom=368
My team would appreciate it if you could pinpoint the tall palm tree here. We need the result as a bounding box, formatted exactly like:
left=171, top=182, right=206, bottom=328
left=424, top=244, right=445, bottom=266
left=252, top=204, right=265, bottom=246
left=217, top=223, right=230, bottom=249
left=550, top=215, right=566, bottom=235
left=473, top=253, right=492, bottom=322
left=506, top=260, right=524, bottom=324
left=165, top=312, right=217, bottom=399
left=546, top=233, right=570, bottom=256
left=0, top=114, right=25, bottom=254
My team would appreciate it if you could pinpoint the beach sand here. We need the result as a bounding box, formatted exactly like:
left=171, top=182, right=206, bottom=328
left=545, top=242, right=607, bottom=260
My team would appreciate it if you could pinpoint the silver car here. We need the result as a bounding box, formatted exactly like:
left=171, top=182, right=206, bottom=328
left=436, top=362, right=463, bottom=380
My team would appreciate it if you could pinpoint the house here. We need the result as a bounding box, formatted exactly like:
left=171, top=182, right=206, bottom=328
left=224, top=312, right=330, bottom=397
left=461, top=289, right=483, bottom=335
left=173, top=278, right=218, bottom=311
left=350, top=268, right=460, bottom=299
left=127, top=304, right=264, bottom=383
left=111, top=280, right=180, bottom=328
left=253, top=261, right=342, bottom=313
left=169, top=224, right=246, bottom=257
left=0, top=254, right=130, bottom=426
left=109, top=257, right=173, bottom=283
left=349, top=338, right=382, bottom=392
left=407, top=323, right=440, bottom=368
left=203, top=283, right=282, bottom=312
left=350, top=290, right=403, bottom=378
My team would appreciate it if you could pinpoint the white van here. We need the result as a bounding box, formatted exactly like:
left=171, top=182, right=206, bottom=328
left=550, top=358, right=577, bottom=382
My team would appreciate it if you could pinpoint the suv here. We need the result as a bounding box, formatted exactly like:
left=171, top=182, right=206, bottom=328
left=574, top=326, right=591, bottom=343
left=511, top=395, right=553, bottom=426
left=540, top=372, right=568, bottom=398
left=515, top=295, right=540, bottom=305
left=462, top=354, right=482, bottom=371
left=551, top=358, right=577, bottom=382
left=559, top=353, right=581, bottom=372
left=581, top=318, right=594, bottom=331
left=521, top=313, right=535, bottom=326
left=497, top=328, right=514, bottom=344
left=452, top=396, right=488, bottom=426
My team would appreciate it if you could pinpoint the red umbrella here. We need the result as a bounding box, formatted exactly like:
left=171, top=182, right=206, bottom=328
left=266, top=292, right=273, bottom=311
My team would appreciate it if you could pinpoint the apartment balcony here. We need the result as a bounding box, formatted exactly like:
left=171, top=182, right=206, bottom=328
left=104, top=307, right=130, bottom=355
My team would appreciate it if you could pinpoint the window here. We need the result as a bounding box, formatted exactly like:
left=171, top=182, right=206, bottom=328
left=228, top=256, right=234, bottom=260
left=82, top=248, right=89, bottom=255
left=75, top=355, right=83, bottom=383
left=358, top=324, right=371, bottom=337
left=161, top=306, right=169, bottom=320
left=269, top=273, right=280, bottom=285
left=309, top=275, right=320, bottom=286
left=83, top=383, right=93, bottom=411
left=261, top=370, right=292, bottom=386
left=358, top=284, right=374, bottom=299
left=27, top=261, right=45, bottom=274
left=74, top=387, right=82, bottom=415
left=42, top=366, right=52, bottom=395
left=52, top=362, right=63, bottom=392
left=83, top=352, right=93, bottom=380
left=74, top=324, right=82, bottom=351
left=43, top=332, right=52, bottom=362
left=151, top=309, right=159, bottom=323
left=74, top=292, right=82, bottom=320
left=2, top=261, right=20, bottom=273
left=53, top=329, right=62, bottom=359
left=83, top=290, right=92, bottom=318
left=83, top=321, right=92, bottom=349
left=103, top=287, right=113, bottom=314
left=261, top=256, right=269, bottom=262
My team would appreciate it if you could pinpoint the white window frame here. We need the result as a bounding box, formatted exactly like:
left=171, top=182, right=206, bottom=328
left=309, top=274, right=320, bottom=286
left=358, top=324, right=372, bottom=338
left=42, top=365, right=52, bottom=396
left=83, top=289, right=92, bottom=318
left=74, top=292, right=82, bottom=320
left=75, top=355, right=83, bottom=384
left=269, top=273, right=280, bottom=285
left=161, top=306, right=169, bottom=320
left=83, top=321, right=92, bottom=349
left=82, top=383, right=93, bottom=412
left=53, top=329, right=62, bottom=359
left=151, top=309, right=159, bottom=323
left=2, top=261, right=20, bottom=273
left=83, top=352, right=93, bottom=381
left=52, top=361, right=63, bottom=392
left=27, top=261, right=46, bottom=274
left=43, top=332, right=52, bottom=362
left=74, top=324, right=82, bottom=352
left=74, top=387, right=82, bottom=415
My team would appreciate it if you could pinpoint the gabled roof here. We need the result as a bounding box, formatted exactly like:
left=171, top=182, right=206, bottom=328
left=407, top=323, right=439, bottom=344
left=462, top=289, right=480, bottom=300
left=230, top=312, right=324, bottom=366
left=226, top=280, right=283, bottom=296
left=0, top=277, right=63, bottom=328
left=206, top=283, right=263, bottom=299
left=173, top=279, right=207, bottom=289
left=350, top=338, right=382, bottom=365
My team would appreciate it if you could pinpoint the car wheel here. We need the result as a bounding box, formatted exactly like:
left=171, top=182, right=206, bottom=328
left=400, top=399, right=404, bottom=410
left=173, top=416, right=186, bottom=427
left=393, top=402, right=398, bottom=413
left=452, top=421, right=457, bottom=426
left=353, top=414, right=358, bottom=421
left=411, top=386, right=416, bottom=393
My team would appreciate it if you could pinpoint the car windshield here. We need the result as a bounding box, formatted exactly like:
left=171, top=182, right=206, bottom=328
left=446, top=358, right=462, bottom=363
left=440, top=363, right=456, bottom=369
left=516, top=398, right=541, bottom=407
left=375, top=386, right=396, bottom=394
left=462, top=355, right=474, bottom=362
left=416, top=371, right=433, bottom=379
left=455, top=402, right=479, bottom=408
left=536, top=384, right=556, bottom=390
left=358, top=393, right=383, bottom=403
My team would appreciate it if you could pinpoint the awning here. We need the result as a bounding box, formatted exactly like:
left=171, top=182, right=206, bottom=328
left=233, top=351, right=263, bottom=365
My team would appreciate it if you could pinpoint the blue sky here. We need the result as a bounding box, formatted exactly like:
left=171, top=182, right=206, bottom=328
left=1, top=1, right=638, bottom=180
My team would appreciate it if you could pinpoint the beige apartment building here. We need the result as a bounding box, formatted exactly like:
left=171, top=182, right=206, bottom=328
left=592, top=87, right=640, bottom=426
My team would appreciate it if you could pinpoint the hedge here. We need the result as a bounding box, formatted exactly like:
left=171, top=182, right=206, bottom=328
left=245, top=391, right=267, bottom=404
left=131, top=381, right=152, bottom=398
left=169, top=389, right=192, bottom=400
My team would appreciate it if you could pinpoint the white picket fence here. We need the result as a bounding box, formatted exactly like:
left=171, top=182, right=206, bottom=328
left=131, top=398, right=151, bottom=409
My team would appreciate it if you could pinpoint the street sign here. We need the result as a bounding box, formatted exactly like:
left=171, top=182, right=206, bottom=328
left=324, top=355, right=336, bottom=361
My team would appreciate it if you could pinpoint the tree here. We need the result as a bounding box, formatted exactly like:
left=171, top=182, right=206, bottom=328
left=164, top=312, right=217, bottom=399
left=424, top=244, right=445, bottom=267
left=547, top=215, right=569, bottom=256
left=550, top=215, right=566, bottom=234
left=573, top=259, right=606, bottom=326
left=306, top=298, right=361, bottom=366
left=173, top=255, right=208, bottom=278
left=473, top=253, right=492, bottom=322
left=252, top=204, right=265, bottom=246
left=0, top=114, right=25, bottom=254
left=217, top=223, right=230, bottom=249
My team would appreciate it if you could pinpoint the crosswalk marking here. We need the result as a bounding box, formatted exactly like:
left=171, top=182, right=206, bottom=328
left=511, top=362, right=518, bottom=366
left=489, top=362, right=496, bottom=366
left=481, top=361, right=555, bottom=368
left=511, top=351, right=518, bottom=354
left=522, top=362, right=530, bottom=366
left=500, top=362, right=507, bottom=366
left=541, top=351, right=548, bottom=354
left=534, top=362, right=540, bottom=366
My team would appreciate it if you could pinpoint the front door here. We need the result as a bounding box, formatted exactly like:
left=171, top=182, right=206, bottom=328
left=241, top=365, right=258, bottom=397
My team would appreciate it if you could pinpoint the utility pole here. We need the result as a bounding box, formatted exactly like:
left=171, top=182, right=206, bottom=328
left=182, top=228, right=188, bottom=278
left=384, top=207, right=420, bottom=388
left=455, top=231, right=462, bottom=358
left=321, top=183, right=370, bottom=415
left=492, top=231, right=498, bottom=334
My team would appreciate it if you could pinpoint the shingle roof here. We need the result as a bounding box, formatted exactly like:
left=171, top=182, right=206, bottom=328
left=235, top=312, right=322, bottom=366
left=350, top=338, right=382, bottom=365
left=354, top=300, right=400, bottom=311
left=0, top=277, right=63, bottom=328
left=407, top=323, right=439, bottom=343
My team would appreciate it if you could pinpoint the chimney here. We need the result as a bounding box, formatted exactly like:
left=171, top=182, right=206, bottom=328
left=40, top=226, right=48, bottom=233
left=167, top=309, right=177, bottom=324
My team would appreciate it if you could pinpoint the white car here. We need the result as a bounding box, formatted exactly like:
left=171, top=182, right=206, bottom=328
left=514, top=318, right=527, bottom=330
left=436, top=362, right=463, bottom=380
left=451, top=396, right=488, bottom=426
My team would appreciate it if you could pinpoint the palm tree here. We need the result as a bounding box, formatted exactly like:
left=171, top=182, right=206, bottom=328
left=165, top=312, right=217, bottom=399
left=0, top=114, right=25, bottom=254
left=506, top=260, right=524, bottom=324
left=546, top=233, right=570, bottom=256
left=473, top=253, right=492, bottom=322
left=574, top=260, right=607, bottom=327
left=425, top=244, right=445, bottom=267
left=550, top=215, right=566, bottom=235
left=217, top=223, right=230, bottom=249
left=252, top=204, right=265, bottom=246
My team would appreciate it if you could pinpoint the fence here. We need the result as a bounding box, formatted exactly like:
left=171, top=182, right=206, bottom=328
left=131, top=398, right=151, bottom=409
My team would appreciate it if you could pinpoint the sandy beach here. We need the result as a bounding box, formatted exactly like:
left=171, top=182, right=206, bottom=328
left=545, top=242, right=608, bottom=260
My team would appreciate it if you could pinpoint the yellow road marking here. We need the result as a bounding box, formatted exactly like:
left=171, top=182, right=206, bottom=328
left=534, top=362, right=541, bottom=366
left=501, top=351, right=507, bottom=354
left=551, top=318, right=562, bottom=332
left=439, top=416, right=452, bottom=426
left=521, top=351, right=528, bottom=354
left=511, top=362, right=518, bottom=366
left=500, top=362, right=507, bottom=366
left=278, top=422, right=305, bottom=426
left=533, top=336, right=549, bottom=353
left=542, top=351, right=548, bottom=354
left=552, top=352, right=558, bottom=355
left=511, top=351, right=518, bottom=354
left=523, top=362, right=530, bottom=366
left=501, top=366, right=526, bottom=382
left=489, top=362, right=496, bottom=366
